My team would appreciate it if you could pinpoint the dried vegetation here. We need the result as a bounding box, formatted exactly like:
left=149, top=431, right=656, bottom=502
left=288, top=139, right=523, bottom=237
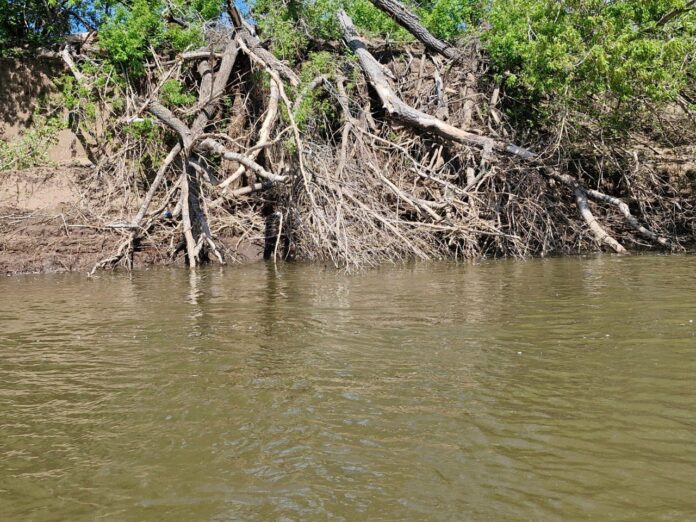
left=50, top=1, right=695, bottom=273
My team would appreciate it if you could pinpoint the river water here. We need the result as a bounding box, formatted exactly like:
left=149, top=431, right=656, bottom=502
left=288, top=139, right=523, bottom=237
left=1, top=255, right=695, bottom=520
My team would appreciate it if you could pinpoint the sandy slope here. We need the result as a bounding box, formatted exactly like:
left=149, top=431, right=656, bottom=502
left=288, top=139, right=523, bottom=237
left=1, top=167, right=264, bottom=275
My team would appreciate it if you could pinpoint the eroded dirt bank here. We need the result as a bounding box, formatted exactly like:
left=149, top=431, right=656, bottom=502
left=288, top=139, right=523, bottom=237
left=1, top=167, right=263, bottom=275
left=3, top=163, right=694, bottom=276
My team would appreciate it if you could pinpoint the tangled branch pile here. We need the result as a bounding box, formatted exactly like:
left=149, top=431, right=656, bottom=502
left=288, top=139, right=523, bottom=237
left=17, top=0, right=696, bottom=271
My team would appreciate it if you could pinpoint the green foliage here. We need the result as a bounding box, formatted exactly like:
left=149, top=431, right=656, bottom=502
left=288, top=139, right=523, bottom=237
left=252, top=0, right=412, bottom=61
left=164, top=24, right=205, bottom=52
left=123, top=116, right=167, bottom=172
left=172, top=0, right=225, bottom=19
left=160, top=79, right=197, bottom=107
left=98, top=0, right=217, bottom=74
left=0, top=0, right=219, bottom=57
left=0, top=0, right=126, bottom=54
left=484, top=0, right=696, bottom=124
left=346, top=0, right=408, bottom=38
left=418, top=0, right=482, bottom=40
left=0, top=0, right=70, bottom=54
left=4, top=0, right=692, bottom=157
left=299, top=51, right=337, bottom=82
left=53, top=72, right=105, bottom=127
left=54, top=75, right=90, bottom=111
left=256, top=11, right=308, bottom=62
left=99, top=0, right=165, bottom=74
left=294, top=52, right=340, bottom=130
left=124, top=117, right=158, bottom=139
left=0, top=115, right=64, bottom=171
left=249, top=0, right=485, bottom=59
left=250, top=0, right=693, bottom=135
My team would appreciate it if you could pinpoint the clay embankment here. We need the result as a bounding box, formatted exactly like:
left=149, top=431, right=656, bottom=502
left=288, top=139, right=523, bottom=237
left=1, top=167, right=108, bottom=274
left=0, top=167, right=263, bottom=275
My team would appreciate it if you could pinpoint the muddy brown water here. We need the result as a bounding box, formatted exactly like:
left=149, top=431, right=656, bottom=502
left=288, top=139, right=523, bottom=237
left=1, top=255, right=695, bottom=520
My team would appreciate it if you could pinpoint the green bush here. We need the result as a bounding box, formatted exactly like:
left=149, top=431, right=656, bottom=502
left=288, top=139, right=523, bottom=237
left=160, top=79, right=197, bottom=107
left=99, top=0, right=165, bottom=74
left=98, top=0, right=219, bottom=75
left=418, top=0, right=481, bottom=40
left=294, top=52, right=340, bottom=130
left=0, top=116, right=65, bottom=171
left=484, top=0, right=695, bottom=124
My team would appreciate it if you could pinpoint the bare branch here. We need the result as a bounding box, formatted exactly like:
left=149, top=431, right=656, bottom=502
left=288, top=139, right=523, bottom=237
left=574, top=188, right=627, bottom=254
left=338, top=10, right=534, bottom=160
left=145, top=99, right=193, bottom=149
left=197, top=138, right=288, bottom=183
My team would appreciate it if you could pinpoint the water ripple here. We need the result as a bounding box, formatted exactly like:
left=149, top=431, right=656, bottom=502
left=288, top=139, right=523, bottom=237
left=1, top=255, right=695, bottom=519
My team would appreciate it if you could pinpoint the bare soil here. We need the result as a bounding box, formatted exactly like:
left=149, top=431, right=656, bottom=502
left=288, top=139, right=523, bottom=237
left=0, top=167, right=263, bottom=275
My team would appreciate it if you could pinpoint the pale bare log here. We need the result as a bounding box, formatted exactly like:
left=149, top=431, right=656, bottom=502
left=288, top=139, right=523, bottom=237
left=585, top=188, right=676, bottom=249
left=574, top=188, right=627, bottom=254
left=337, top=11, right=534, bottom=160
left=146, top=100, right=193, bottom=148
left=219, top=80, right=280, bottom=190
left=180, top=50, right=225, bottom=61
left=237, top=37, right=314, bottom=194
left=197, top=138, right=287, bottom=183
left=132, top=144, right=182, bottom=227
left=59, top=47, right=86, bottom=82
left=546, top=169, right=673, bottom=249
left=193, top=42, right=239, bottom=131
left=180, top=171, right=199, bottom=266
left=227, top=3, right=300, bottom=86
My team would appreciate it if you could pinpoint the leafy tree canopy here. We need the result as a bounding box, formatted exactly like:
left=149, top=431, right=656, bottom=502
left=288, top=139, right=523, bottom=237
left=485, top=0, right=695, bottom=121
left=1, top=0, right=693, bottom=123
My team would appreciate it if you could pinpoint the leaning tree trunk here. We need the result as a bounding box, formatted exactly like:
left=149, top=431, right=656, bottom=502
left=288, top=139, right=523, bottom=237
left=339, top=9, right=673, bottom=254
left=338, top=10, right=533, bottom=158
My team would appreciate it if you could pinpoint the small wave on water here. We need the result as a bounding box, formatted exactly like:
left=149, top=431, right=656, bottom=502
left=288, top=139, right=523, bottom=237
left=1, top=255, right=696, bottom=520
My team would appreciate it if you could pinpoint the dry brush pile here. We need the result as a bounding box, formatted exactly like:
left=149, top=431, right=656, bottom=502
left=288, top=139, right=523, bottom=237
left=54, top=1, right=695, bottom=273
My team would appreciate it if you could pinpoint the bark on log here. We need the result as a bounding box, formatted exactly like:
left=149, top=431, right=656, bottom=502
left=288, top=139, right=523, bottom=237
left=180, top=168, right=199, bottom=265
left=198, top=138, right=287, bottom=183
left=146, top=100, right=193, bottom=149
left=227, top=3, right=300, bottom=86
left=178, top=43, right=238, bottom=266
left=193, top=42, right=239, bottom=131
left=367, top=0, right=460, bottom=60
left=219, top=80, right=280, bottom=190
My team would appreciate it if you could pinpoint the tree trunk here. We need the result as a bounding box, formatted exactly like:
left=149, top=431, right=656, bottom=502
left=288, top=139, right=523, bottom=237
left=367, top=0, right=460, bottom=60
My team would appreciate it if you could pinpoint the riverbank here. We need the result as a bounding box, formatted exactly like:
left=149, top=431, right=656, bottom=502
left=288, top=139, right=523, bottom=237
left=1, top=167, right=264, bottom=275
left=3, top=39, right=695, bottom=275
left=2, top=164, right=694, bottom=276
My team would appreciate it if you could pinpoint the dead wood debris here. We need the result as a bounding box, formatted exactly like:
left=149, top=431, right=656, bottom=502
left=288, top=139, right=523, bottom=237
left=51, top=2, right=693, bottom=274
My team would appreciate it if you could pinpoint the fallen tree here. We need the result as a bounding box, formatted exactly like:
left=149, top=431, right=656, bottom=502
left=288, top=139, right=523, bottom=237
left=12, top=0, right=693, bottom=271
